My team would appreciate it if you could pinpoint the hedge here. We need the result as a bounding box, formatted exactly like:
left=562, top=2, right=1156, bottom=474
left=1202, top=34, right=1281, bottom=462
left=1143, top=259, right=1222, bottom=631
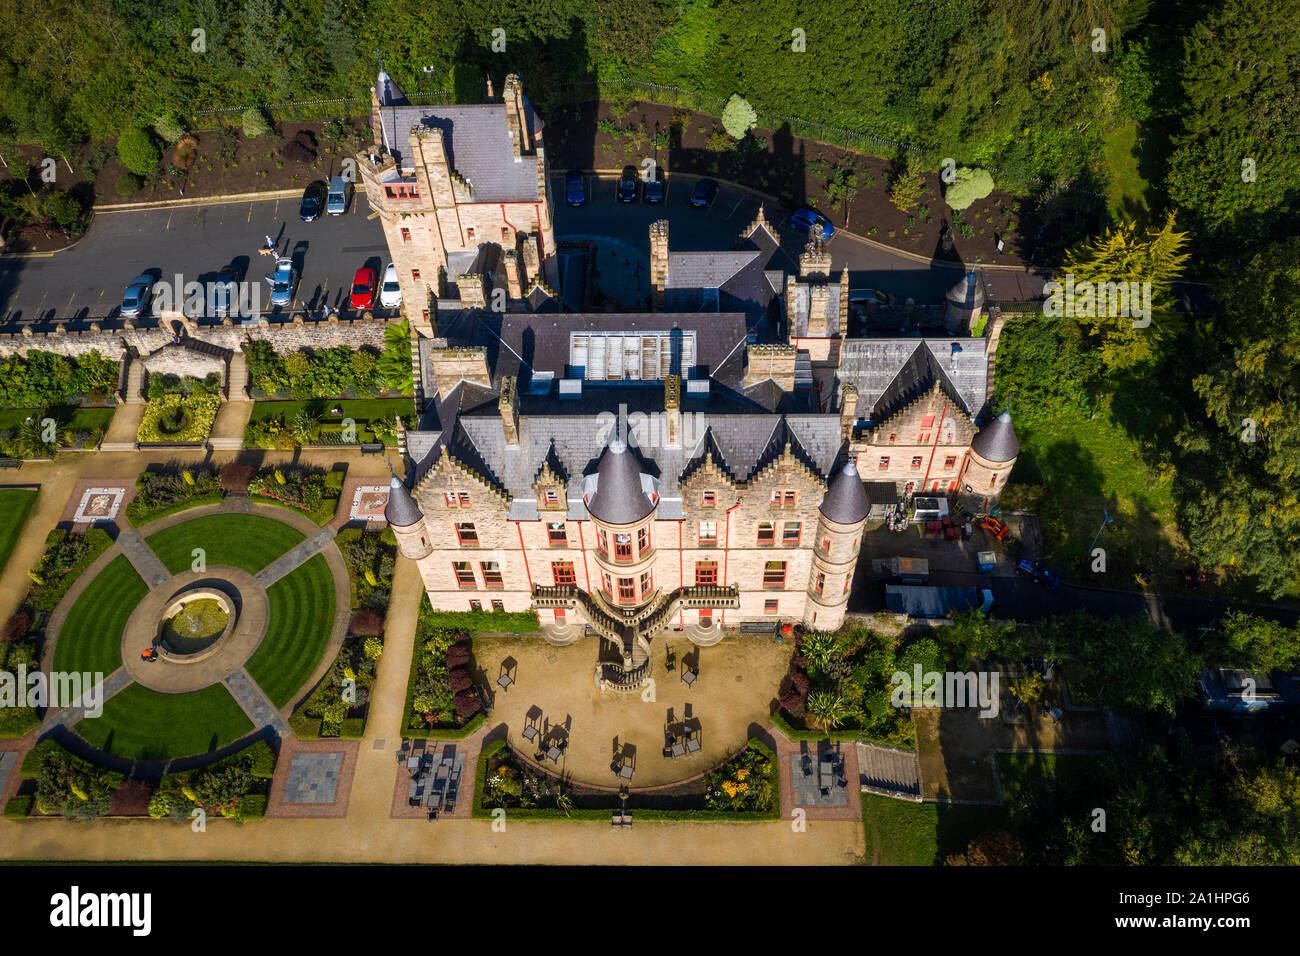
left=421, top=609, right=539, bottom=633
left=423, top=712, right=486, bottom=740
left=340, top=717, right=366, bottom=738
left=289, top=714, right=323, bottom=739
left=769, top=708, right=910, bottom=747
left=3, top=794, right=33, bottom=818
left=470, top=738, right=781, bottom=821
left=238, top=793, right=268, bottom=820
left=25, top=528, right=113, bottom=612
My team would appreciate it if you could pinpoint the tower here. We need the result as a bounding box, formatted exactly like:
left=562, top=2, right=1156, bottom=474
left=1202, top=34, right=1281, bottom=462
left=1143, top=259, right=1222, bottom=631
left=805, top=460, right=870, bottom=631
left=961, top=410, right=1019, bottom=509
left=385, top=472, right=432, bottom=561
left=944, top=269, right=985, bottom=334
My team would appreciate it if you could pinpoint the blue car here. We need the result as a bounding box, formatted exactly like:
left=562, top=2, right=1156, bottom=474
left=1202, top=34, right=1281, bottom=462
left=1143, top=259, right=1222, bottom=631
left=789, top=208, right=835, bottom=239
left=565, top=170, right=585, bottom=206
left=689, top=178, right=718, bottom=209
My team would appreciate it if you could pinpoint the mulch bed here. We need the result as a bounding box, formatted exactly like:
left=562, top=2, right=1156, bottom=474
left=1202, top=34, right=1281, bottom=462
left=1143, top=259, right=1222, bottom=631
left=108, top=778, right=152, bottom=816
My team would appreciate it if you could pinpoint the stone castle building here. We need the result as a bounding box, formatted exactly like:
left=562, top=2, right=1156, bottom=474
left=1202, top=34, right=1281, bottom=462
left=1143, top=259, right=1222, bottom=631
left=375, top=69, right=1017, bottom=687
left=359, top=69, right=557, bottom=326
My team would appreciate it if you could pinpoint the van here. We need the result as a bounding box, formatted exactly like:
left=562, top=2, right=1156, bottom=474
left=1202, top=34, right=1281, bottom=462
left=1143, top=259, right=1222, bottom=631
left=326, top=176, right=352, bottom=215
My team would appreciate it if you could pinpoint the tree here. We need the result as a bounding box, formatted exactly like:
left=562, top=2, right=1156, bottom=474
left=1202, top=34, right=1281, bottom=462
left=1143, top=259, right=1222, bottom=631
left=115, top=127, right=160, bottom=177
left=43, top=191, right=83, bottom=233
left=153, top=112, right=185, bottom=144
left=1056, top=213, right=1190, bottom=370
left=943, top=167, right=993, bottom=210
left=888, top=155, right=925, bottom=211
left=1216, top=612, right=1300, bottom=672
left=721, top=94, right=757, bottom=139
left=946, top=609, right=1022, bottom=660
left=242, top=107, right=272, bottom=140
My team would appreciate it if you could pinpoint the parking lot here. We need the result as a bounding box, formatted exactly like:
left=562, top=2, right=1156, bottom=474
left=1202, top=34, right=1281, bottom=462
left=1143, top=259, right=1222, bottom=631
left=0, top=191, right=391, bottom=325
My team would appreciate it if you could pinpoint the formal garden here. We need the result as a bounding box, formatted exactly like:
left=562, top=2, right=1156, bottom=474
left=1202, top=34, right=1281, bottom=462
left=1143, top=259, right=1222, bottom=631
left=401, top=597, right=484, bottom=738
left=5, top=736, right=277, bottom=822
left=0, top=349, right=120, bottom=458
left=136, top=373, right=222, bottom=444
left=248, top=464, right=343, bottom=525
left=7, top=503, right=344, bottom=763
left=288, top=527, right=396, bottom=739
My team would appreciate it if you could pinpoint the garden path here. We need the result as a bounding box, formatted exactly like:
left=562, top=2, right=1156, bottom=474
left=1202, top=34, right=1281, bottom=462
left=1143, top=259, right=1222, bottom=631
left=255, top=526, right=338, bottom=587
left=115, top=527, right=171, bottom=588
left=39, top=667, right=132, bottom=732
left=224, top=668, right=289, bottom=737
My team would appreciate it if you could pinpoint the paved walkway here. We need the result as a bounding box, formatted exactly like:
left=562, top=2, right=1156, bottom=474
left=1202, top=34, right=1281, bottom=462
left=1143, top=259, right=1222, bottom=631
left=224, top=668, right=289, bottom=737
left=256, top=526, right=338, bottom=586
left=39, top=668, right=132, bottom=732
left=115, top=527, right=171, bottom=588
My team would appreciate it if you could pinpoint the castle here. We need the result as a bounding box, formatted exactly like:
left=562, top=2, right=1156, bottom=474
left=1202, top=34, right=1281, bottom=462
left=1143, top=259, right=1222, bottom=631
left=370, top=69, right=1018, bottom=690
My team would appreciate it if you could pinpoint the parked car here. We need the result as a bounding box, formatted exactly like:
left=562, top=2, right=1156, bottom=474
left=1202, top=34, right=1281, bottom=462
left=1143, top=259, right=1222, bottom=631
left=644, top=175, right=665, bottom=204
left=564, top=169, right=586, bottom=206
left=789, top=208, right=835, bottom=238
left=120, top=274, right=154, bottom=318
left=689, top=178, right=718, bottom=209
left=379, top=262, right=402, bottom=309
left=299, top=180, right=327, bottom=222
left=1016, top=558, right=1062, bottom=590
left=617, top=165, right=639, bottom=203
left=267, top=258, right=297, bottom=308
left=350, top=266, right=377, bottom=311
left=209, top=263, right=246, bottom=318
left=326, top=176, right=353, bottom=215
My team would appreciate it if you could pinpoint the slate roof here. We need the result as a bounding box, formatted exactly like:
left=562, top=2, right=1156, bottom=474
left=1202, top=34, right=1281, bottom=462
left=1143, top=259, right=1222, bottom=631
left=838, top=338, right=989, bottom=421
left=376, top=101, right=543, bottom=204
left=384, top=474, right=425, bottom=527
left=946, top=270, right=985, bottom=310
left=587, top=441, right=657, bottom=524
left=970, top=410, right=1019, bottom=463
left=788, top=281, right=844, bottom=338
left=664, top=250, right=770, bottom=315
left=820, top=460, right=870, bottom=525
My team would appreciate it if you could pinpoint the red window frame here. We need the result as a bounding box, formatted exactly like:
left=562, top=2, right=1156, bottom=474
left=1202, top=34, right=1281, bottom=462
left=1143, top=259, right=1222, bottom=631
left=617, top=577, right=636, bottom=603
left=944, top=455, right=957, bottom=469
left=782, top=521, right=801, bottom=545
left=552, top=561, right=575, bottom=586
left=469, top=599, right=482, bottom=612
left=879, top=456, right=890, bottom=469
left=491, top=599, right=504, bottom=612
left=456, top=522, right=478, bottom=544
left=453, top=562, right=476, bottom=588
left=639, top=570, right=653, bottom=595
left=544, top=489, right=560, bottom=505
left=784, top=490, right=796, bottom=505
left=763, top=561, right=786, bottom=588
left=400, top=227, right=412, bottom=242
left=699, top=520, right=717, bottom=545
left=701, top=490, right=716, bottom=506
left=547, top=522, right=567, bottom=545
left=911, top=456, right=923, bottom=468
left=757, top=522, right=775, bottom=545
left=764, top=598, right=779, bottom=614
left=383, top=184, right=421, bottom=200
left=695, top=561, right=717, bottom=586
left=480, top=561, right=503, bottom=588
left=814, top=571, right=825, bottom=594
left=843, top=575, right=851, bottom=593
left=613, top=533, right=633, bottom=559
left=596, top=529, right=609, bottom=554
left=637, top=526, right=651, bottom=554
left=821, top=536, right=830, bottom=549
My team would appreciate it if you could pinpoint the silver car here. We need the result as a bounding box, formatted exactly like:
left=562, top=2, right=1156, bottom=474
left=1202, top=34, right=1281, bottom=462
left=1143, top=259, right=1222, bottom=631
left=326, top=176, right=352, bottom=215
left=120, top=274, right=153, bottom=318
left=267, top=258, right=297, bottom=308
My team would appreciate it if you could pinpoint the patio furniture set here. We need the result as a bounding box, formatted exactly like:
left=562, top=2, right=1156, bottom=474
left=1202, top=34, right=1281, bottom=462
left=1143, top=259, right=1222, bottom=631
left=662, top=721, right=702, bottom=759
left=802, top=751, right=847, bottom=796
left=399, top=742, right=463, bottom=821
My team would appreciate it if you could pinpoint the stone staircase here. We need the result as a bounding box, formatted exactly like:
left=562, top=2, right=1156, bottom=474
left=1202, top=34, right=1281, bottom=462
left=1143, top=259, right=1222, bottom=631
left=855, top=741, right=922, bottom=801
left=225, top=351, right=249, bottom=400
left=119, top=356, right=145, bottom=405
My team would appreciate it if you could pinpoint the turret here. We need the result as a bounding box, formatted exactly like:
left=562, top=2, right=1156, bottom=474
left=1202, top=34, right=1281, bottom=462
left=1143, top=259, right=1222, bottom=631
left=944, top=269, right=985, bottom=334
left=385, top=472, right=432, bottom=560
left=804, top=460, right=869, bottom=631
left=961, top=409, right=1019, bottom=508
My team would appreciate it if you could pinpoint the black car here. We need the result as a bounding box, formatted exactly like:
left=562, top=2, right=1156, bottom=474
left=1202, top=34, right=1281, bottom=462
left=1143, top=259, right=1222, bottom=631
left=299, top=180, right=327, bottom=222
left=689, top=178, right=718, bottom=209
left=617, top=166, right=638, bottom=203
left=644, top=176, right=664, bottom=204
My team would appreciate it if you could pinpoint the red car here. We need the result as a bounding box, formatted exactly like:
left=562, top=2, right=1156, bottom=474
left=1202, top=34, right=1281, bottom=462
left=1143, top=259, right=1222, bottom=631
left=349, top=267, right=377, bottom=310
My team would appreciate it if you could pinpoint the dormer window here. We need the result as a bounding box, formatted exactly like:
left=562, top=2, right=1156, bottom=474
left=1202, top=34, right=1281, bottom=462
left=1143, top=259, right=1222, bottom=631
left=701, top=490, right=716, bottom=506
left=544, top=489, right=560, bottom=505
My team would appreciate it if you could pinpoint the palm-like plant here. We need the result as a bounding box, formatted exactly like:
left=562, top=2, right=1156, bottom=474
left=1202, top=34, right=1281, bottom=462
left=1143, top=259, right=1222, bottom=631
left=377, top=321, right=413, bottom=394
left=806, top=690, right=850, bottom=736
left=289, top=410, right=318, bottom=445
left=13, top=413, right=65, bottom=459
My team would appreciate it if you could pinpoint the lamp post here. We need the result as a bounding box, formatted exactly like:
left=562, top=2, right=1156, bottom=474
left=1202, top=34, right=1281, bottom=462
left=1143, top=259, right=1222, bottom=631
left=1087, top=508, right=1114, bottom=556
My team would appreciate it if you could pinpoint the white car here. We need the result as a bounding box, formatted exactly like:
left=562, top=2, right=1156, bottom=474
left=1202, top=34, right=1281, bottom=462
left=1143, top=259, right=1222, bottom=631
left=379, top=262, right=402, bottom=309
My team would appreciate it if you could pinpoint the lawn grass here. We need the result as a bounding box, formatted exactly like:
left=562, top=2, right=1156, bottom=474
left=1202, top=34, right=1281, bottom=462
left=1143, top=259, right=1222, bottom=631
left=859, top=794, right=1000, bottom=865
left=146, top=513, right=305, bottom=575
left=0, top=405, right=116, bottom=434
left=0, top=488, right=38, bottom=576
left=51, top=555, right=148, bottom=676
left=247, top=554, right=335, bottom=708
left=1010, top=399, right=1180, bottom=575
left=1103, top=122, right=1150, bottom=223
left=74, top=682, right=253, bottom=761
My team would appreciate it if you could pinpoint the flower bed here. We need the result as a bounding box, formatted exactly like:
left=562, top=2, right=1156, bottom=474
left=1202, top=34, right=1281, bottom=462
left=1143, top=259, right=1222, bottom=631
left=24, top=528, right=113, bottom=612
left=148, top=739, right=276, bottom=822
left=21, top=739, right=125, bottom=820
left=124, top=467, right=223, bottom=525
left=136, top=393, right=221, bottom=443
left=248, top=465, right=340, bottom=524
left=402, top=596, right=482, bottom=735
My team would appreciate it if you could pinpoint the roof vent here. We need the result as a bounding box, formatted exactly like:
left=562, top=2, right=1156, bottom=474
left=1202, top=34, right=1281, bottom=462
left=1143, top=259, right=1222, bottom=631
left=558, top=378, right=583, bottom=399
left=686, top=379, right=710, bottom=395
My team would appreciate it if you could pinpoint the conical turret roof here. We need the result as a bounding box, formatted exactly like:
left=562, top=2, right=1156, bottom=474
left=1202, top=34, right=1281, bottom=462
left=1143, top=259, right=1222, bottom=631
left=587, top=440, right=655, bottom=525
left=384, top=473, right=425, bottom=528
left=819, top=460, right=870, bottom=525
left=946, top=269, right=985, bottom=310
left=971, top=410, right=1019, bottom=463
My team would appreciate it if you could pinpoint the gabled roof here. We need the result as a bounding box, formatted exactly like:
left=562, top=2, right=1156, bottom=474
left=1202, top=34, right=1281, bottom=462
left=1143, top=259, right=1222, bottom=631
left=663, top=251, right=771, bottom=315
left=838, top=338, right=989, bottom=420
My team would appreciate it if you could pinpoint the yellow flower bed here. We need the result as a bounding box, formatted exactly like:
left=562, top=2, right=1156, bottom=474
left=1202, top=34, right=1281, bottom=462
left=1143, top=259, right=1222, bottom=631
left=137, top=394, right=221, bottom=443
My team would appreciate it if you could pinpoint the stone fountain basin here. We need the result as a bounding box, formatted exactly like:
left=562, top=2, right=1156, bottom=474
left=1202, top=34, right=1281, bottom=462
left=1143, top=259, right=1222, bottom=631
left=157, top=588, right=237, bottom=664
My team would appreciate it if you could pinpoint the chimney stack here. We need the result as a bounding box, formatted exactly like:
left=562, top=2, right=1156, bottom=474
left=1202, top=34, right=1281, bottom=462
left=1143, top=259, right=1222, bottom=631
left=499, top=375, right=520, bottom=445
left=649, top=220, right=669, bottom=308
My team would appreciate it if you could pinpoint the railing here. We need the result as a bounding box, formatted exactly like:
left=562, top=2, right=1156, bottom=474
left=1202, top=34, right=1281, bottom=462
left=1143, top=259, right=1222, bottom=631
left=600, top=659, right=649, bottom=692
left=532, top=583, right=741, bottom=647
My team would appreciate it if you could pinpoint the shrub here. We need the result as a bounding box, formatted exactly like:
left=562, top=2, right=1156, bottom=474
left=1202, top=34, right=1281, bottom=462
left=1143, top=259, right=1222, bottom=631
left=444, top=643, right=471, bottom=667
left=448, top=667, right=472, bottom=692
left=791, top=670, right=810, bottom=694
left=243, top=740, right=277, bottom=779
left=945, top=167, right=995, bottom=211
left=889, top=155, right=925, bottom=211
left=153, top=112, right=186, bottom=144
left=349, top=609, right=384, bottom=637
left=453, top=688, right=482, bottom=720
left=3, top=611, right=33, bottom=643
left=721, top=94, right=757, bottom=139
left=339, top=718, right=366, bottom=738
left=114, top=173, right=143, bottom=196
left=242, top=107, right=272, bottom=139
left=116, top=127, right=161, bottom=176
left=324, top=469, right=345, bottom=492
left=363, top=636, right=384, bottom=660
left=4, top=795, right=33, bottom=819
left=44, top=192, right=83, bottom=231
left=237, top=793, right=268, bottom=820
